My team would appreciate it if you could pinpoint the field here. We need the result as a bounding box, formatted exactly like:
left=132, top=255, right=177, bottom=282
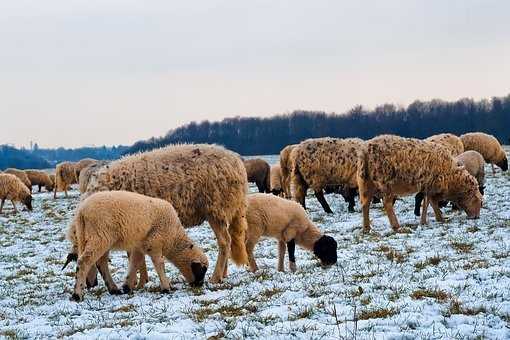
left=1, top=153, right=510, bottom=339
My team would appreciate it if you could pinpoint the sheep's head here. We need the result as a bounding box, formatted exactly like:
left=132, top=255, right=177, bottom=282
left=313, top=235, right=337, bottom=266
left=271, top=188, right=283, bottom=196
left=23, top=195, right=32, bottom=211
left=173, top=243, right=208, bottom=287
left=496, top=156, right=508, bottom=172
left=452, top=167, right=482, bottom=219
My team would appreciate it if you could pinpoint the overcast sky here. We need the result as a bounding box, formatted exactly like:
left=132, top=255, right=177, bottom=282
left=1, top=0, right=509, bottom=148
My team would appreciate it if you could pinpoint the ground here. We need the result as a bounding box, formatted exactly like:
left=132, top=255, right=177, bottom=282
left=1, top=152, right=509, bottom=339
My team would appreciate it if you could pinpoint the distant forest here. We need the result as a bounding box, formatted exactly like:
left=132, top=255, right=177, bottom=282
left=126, top=95, right=510, bottom=156
left=0, top=145, right=128, bottom=170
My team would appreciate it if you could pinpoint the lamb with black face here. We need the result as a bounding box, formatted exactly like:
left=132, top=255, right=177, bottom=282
left=190, top=262, right=207, bottom=287
left=313, top=235, right=337, bottom=266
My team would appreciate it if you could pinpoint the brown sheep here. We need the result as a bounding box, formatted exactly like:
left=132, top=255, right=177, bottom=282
left=83, top=144, right=248, bottom=284
left=0, top=173, right=32, bottom=214
left=425, top=133, right=464, bottom=157
left=270, top=164, right=283, bottom=196
left=243, top=158, right=271, bottom=193
left=69, top=191, right=208, bottom=302
left=4, top=168, right=32, bottom=191
left=292, top=137, right=364, bottom=213
left=53, top=162, right=78, bottom=198
left=358, top=135, right=482, bottom=232
left=245, top=194, right=337, bottom=272
left=74, top=158, right=97, bottom=178
left=279, top=144, right=298, bottom=198
left=460, top=132, right=508, bottom=173
left=79, top=161, right=109, bottom=193
left=24, top=170, right=54, bottom=192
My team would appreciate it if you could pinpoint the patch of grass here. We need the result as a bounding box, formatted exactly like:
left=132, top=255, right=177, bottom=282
left=443, top=298, right=487, bottom=317
left=191, top=304, right=257, bottom=322
left=415, top=255, right=442, bottom=270
left=110, top=304, right=135, bottom=313
left=360, top=296, right=372, bottom=306
left=410, top=289, right=449, bottom=302
left=290, top=305, right=315, bottom=320
left=466, top=226, right=480, bottom=233
left=450, top=240, right=474, bottom=253
left=352, top=270, right=377, bottom=281
left=358, top=307, right=397, bottom=320
left=260, top=287, right=283, bottom=299
left=375, top=244, right=407, bottom=263
left=463, top=259, right=489, bottom=270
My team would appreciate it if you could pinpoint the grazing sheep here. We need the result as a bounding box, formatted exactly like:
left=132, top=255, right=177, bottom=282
left=79, top=161, right=109, bottom=193
left=53, top=162, right=78, bottom=198
left=425, top=133, right=464, bottom=156
left=24, top=170, right=54, bottom=192
left=4, top=168, right=32, bottom=191
left=83, top=144, right=248, bottom=283
left=243, top=158, right=271, bottom=193
left=358, top=135, right=482, bottom=231
left=245, top=193, right=337, bottom=272
left=270, top=164, right=283, bottom=196
left=292, top=137, right=364, bottom=213
left=74, top=158, right=97, bottom=178
left=69, top=191, right=208, bottom=302
left=0, top=173, right=32, bottom=214
left=460, top=132, right=508, bottom=173
left=279, top=144, right=298, bottom=198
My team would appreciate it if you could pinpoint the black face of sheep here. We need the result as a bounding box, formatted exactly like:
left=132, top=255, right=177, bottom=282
left=479, top=185, right=485, bottom=195
left=313, top=235, right=337, bottom=266
left=190, top=262, right=207, bottom=287
left=271, top=189, right=283, bottom=196
left=23, top=196, right=33, bottom=211
left=496, top=158, right=508, bottom=171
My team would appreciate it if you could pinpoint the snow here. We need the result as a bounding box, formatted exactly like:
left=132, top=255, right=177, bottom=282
left=1, top=150, right=509, bottom=339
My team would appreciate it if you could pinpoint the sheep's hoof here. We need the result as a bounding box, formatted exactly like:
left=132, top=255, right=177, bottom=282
left=289, top=262, right=297, bottom=272
left=86, top=277, right=98, bottom=289
left=209, top=276, right=223, bottom=284
left=109, top=288, right=122, bottom=295
left=71, top=293, right=82, bottom=302
left=122, top=285, right=132, bottom=294
left=160, top=288, right=171, bottom=294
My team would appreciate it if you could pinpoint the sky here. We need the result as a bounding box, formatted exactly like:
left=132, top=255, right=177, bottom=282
left=1, top=0, right=509, bottom=148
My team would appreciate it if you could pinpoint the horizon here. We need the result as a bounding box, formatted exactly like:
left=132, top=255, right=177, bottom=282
left=2, top=1, right=510, bottom=148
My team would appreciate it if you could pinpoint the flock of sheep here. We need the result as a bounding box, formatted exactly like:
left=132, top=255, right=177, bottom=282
left=0, top=132, right=507, bottom=303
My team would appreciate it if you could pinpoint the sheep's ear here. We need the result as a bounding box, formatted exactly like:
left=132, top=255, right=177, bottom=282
left=189, top=244, right=194, bottom=249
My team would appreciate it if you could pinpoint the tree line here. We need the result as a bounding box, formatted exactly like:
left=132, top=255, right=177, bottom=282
left=126, top=94, right=510, bottom=156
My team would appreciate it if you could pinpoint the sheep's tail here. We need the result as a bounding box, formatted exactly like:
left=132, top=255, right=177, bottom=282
left=62, top=213, right=86, bottom=269
left=228, top=209, right=249, bottom=265
left=264, top=166, right=271, bottom=193
left=359, top=146, right=370, bottom=180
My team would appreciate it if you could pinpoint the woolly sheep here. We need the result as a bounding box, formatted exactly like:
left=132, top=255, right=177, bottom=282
left=425, top=133, right=464, bottom=156
left=0, top=173, right=32, bottom=214
left=243, top=158, right=271, bottom=193
left=292, top=137, right=364, bottom=213
left=68, top=191, right=208, bottom=302
left=4, top=168, right=32, bottom=191
left=79, top=160, right=109, bottom=193
left=460, top=132, right=508, bottom=172
left=358, top=135, right=482, bottom=231
left=245, top=193, right=337, bottom=272
left=74, top=158, right=97, bottom=178
left=83, top=144, right=248, bottom=283
left=270, top=164, right=283, bottom=196
left=24, top=170, right=54, bottom=192
left=53, top=162, right=78, bottom=198
left=279, top=144, right=298, bottom=198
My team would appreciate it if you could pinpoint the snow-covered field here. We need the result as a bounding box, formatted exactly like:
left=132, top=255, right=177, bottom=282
left=1, top=152, right=510, bottom=339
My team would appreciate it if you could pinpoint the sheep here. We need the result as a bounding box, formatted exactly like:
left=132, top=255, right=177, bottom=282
left=357, top=135, right=482, bottom=232
left=81, top=144, right=248, bottom=284
left=270, top=164, right=283, bottom=196
left=245, top=193, right=337, bottom=273
left=3, top=168, right=32, bottom=191
left=0, top=173, right=32, bottom=214
left=79, top=161, right=109, bottom=194
left=74, top=158, right=97, bottom=178
left=279, top=144, right=297, bottom=198
left=24, top=170, right=54, bottom=192
left=68, top=191, right=208, bottom=302
left=243, top=158, right=271, bottom=193
left=53, top=162, right=78, bottom=198
left=460, top=132, right=508, bottom=173
left=425, top=133, right=464, bottom=157
left=292, top=137, right=365, bottom=213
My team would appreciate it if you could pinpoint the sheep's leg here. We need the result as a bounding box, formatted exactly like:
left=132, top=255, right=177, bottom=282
left=358, top=180, right=375, bottom=233
left=256, top=181, right=264, bottom=193
left=245, top=237, right=259, bottom=272
left=346, top=189, right=356, bottom=213
left=383, top=196, right=400, bottom=231
left=86, top=266, right=98, bottom=288
left=96, top=253, right=121, bottom=295
left=72, top=242, right=109, bottom=302
left=123, top=250, right=145, bottom=293
left=209, top=221, right=231, bottom=283
left=64, top=185, right=68, bottom=198
left=491, top=163, right=496, bottom=175
left=137, top=256, right=149, bottom=289
left=149, top=252, right=171, bottom=293
left=294, top=182, right=308, bottom=210
left=315, top=189, right=333, bottom=214
left=38, top=185, right=42, bottom=193
left=430, top=200, right=444, bottom=222
left=287, top=239, right=296, bottom=272
left=414, top=192, right=424, bottom=216
left=420, top=195, right=429, bottom=225
left=277, top=240, right=286, bottom=272
left=0, top=199, right=5, bottom=214
left=11, top=201, right=18, bottom=214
